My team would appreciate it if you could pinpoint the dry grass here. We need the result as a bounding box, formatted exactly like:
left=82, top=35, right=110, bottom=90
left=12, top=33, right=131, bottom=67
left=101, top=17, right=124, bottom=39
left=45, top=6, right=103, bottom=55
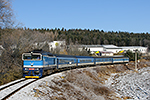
left=33, top=88, right=46, bottom=97
left=49, top=96, right=66, bottom=100
left=64, top=68, right=117, bottom=100
left=93, top=85, right=113, bottom=96
left=48, top=85, right=62, bottom=92
left=83, top=70, right=99, bottom=81
left=62, top=82, right=75, bottom=90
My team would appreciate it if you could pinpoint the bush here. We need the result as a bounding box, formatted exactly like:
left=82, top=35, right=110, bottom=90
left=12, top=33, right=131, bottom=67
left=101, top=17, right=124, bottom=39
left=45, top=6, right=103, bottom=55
left=124, top=50, right=140, bottom=61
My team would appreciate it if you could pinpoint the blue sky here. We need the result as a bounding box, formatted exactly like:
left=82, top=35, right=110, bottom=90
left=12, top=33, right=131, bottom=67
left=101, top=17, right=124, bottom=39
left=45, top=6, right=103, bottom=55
left=12, top=0, right=150, bottom=33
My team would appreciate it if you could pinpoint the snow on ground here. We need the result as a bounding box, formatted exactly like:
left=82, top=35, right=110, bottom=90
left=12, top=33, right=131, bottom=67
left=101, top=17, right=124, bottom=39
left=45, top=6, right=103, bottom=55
left=105, top=66, right=150, bottom=100
left=6, top=61, right=150, bottom=100
left=0, top=78, right=25, bottom=89
left=8, top=73, right=63, bottom=100
left=8, top=69, right=106, bottom=100
left=0, top=79, right=35, bottom=100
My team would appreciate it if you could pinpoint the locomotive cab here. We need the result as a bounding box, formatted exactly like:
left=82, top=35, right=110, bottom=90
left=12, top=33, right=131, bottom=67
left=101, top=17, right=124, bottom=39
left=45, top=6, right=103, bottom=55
left=22, top=52, right=42, bottom=60
left=22, top=52, right=43, bottom=78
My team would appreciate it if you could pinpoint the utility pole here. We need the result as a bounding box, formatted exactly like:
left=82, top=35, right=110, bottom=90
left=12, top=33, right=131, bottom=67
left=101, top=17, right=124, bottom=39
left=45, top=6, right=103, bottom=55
left=135, top=49, right=138, bottom=71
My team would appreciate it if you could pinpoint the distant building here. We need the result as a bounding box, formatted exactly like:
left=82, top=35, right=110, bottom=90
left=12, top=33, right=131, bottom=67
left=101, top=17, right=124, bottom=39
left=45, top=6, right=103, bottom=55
left=77, top=45, right=103, bottom=54
left=77, top=45, right=122, bottom=54
left=102, top=45, right=122, bottom=53
left=75, top=44, right=148, bottom=56
left=48, top=41, right=66, bottom=51
left=120, top=46, right=147, bottom=53
left=33, top=41, right=66, bottom=51
left=97, top=51, right=113, bottom=56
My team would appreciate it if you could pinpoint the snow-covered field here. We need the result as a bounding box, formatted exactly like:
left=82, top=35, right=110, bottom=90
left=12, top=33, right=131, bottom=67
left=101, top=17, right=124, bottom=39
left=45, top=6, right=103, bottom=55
left=105, top=67, right=150, bottom=100
left=6, top=61, right=150, bottom=100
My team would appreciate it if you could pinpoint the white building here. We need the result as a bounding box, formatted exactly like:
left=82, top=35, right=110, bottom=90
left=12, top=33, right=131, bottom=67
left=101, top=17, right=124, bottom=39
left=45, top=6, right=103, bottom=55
left=77, top=45, right=114, bottom=56
left=98, top=51, right=114, bottom=56
left=78, top=45, right=122, bottom=54
left=76, top=44, right=148, bottom=55
left=120, top=46, right=147, bottom=53
left=78, top=45, right=103, bottom=54
left=102, top=45, right=122, bottom=53
left=48, top=41, right=66, bottom=51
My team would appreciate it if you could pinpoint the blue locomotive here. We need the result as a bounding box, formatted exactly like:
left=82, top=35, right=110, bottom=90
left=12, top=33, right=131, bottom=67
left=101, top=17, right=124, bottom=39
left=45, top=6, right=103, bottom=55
left=22, top=50, right=129, bottom=78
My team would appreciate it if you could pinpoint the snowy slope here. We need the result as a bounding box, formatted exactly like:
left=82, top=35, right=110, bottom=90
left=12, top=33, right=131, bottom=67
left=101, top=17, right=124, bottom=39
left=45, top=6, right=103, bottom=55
left=105, top=67, right=150, bottom=100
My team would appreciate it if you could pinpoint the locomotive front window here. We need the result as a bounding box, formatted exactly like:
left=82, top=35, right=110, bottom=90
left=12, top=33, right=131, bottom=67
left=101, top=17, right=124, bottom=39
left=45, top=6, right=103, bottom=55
left=23, top=53, right=41, bottom=60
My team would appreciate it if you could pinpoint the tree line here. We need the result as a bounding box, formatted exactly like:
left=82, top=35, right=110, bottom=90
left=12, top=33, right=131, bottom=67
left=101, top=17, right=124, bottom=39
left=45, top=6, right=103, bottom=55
left=1, top=27, right=150, bottom=51
left=10, top=27, right=150, bottom=50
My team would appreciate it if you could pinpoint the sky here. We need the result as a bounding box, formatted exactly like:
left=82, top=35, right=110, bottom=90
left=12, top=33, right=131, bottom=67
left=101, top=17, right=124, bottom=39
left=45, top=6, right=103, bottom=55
left=12, top=0, right=150, bottom=33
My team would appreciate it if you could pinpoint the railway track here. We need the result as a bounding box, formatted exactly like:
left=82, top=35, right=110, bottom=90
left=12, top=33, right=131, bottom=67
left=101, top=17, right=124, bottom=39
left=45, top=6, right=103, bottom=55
left=0, top=65, right=97, bottom=100
left=0, top=66, right=91, bottom=100
left=0, top=78, right=38, bottom=100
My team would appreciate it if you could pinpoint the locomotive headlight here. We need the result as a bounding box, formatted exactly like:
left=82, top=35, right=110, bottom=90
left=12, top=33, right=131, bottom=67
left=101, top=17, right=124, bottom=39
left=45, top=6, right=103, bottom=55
left=25, top=68, right=28, bottom=70
left=69, top=62, right=72, bottom=65
left=34, top=68, right=39, bottom=70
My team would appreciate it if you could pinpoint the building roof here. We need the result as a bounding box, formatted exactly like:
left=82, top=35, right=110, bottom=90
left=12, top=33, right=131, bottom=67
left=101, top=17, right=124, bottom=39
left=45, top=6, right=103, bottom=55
left=102, top=45, right=122, bottom=49
left=120, top=46, right=147, bottom=49
left=77, top=45, right=103, bottom=48
left=99, top=51, right=113, bottom=53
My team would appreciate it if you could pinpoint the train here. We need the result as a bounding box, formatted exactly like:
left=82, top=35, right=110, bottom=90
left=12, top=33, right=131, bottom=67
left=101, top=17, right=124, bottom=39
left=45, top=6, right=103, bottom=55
left=22, top=50, right=129, bottom=78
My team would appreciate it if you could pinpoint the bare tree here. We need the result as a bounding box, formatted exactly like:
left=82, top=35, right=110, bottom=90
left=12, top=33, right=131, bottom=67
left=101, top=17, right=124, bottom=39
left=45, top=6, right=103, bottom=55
left=0, top=0, right=14, bottom=28
left=0, top=29, right=54, bottom=83
left=67, top=45, right=89, bottom=56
